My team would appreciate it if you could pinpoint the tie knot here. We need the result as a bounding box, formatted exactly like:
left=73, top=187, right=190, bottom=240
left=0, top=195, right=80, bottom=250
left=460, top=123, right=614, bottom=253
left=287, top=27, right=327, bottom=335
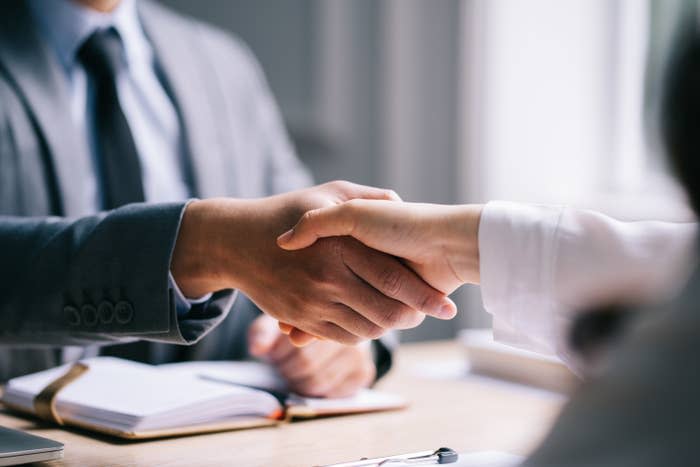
left=78, top=28, right=126, bottom=79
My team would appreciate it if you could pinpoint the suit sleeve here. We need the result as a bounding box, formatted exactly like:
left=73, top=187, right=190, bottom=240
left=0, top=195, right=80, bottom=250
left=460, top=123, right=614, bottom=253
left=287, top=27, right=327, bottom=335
left=478, top=201, right=697, bottom=366
left=0, top=202, right=233, bottom=347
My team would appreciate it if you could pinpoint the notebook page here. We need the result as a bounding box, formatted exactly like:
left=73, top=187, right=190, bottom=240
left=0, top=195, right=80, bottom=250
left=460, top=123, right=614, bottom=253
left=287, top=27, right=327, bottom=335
left=160, top=361, right=288, bottom=394
left=3, top=357, right=281, bottom=430
left=286, top=389, right=407, bottom=412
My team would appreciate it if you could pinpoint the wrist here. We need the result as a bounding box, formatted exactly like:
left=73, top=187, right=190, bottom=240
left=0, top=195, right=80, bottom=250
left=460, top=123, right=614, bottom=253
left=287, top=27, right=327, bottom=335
left=171, top=198, right=251, bottom=297
left=443, top=204, right=483, bottom=284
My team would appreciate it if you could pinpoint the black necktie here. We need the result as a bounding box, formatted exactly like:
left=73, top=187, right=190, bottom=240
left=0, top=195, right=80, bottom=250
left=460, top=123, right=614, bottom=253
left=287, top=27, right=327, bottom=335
left=78, top=28, right=145, bottom=209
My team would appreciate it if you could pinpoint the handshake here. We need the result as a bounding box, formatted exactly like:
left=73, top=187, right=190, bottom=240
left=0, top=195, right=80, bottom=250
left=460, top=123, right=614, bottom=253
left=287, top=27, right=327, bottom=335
left=171, top=181, right=483, bottom=346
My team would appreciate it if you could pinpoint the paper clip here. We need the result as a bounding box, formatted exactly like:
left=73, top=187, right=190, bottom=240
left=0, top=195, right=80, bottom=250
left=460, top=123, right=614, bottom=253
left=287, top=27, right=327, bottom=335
left=317, top=447, right=459, bottom=466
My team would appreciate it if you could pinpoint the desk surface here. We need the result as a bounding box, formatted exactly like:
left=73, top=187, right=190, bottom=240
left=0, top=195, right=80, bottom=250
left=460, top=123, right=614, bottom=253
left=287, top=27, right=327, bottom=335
left=0, top=341, right=565, bottom=467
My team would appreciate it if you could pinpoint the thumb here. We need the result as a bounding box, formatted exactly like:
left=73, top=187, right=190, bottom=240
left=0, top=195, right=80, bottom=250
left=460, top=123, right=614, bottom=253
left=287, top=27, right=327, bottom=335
left=248, top=315, right=281, bottom=357
left=277, top=204, right=354, bottom=250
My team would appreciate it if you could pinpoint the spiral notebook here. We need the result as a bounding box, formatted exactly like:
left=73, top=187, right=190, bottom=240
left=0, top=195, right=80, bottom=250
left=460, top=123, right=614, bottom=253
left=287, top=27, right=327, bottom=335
left=1, top=357, right=407, bottom=440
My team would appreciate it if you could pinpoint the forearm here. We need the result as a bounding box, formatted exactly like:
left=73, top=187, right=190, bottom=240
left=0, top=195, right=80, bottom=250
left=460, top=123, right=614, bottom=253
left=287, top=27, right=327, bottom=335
left=0, top=203, right=227, bottom=346
left=478, top=201, right=697, bottom=361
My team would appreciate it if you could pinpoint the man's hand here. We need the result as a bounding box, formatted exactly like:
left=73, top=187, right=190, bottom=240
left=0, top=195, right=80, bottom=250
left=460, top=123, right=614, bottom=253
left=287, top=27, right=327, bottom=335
left=171, top=181, right=457, bottom=345
left=278, top=199, right=484, bottom=293
left=248, top=315, right=375, bottom=397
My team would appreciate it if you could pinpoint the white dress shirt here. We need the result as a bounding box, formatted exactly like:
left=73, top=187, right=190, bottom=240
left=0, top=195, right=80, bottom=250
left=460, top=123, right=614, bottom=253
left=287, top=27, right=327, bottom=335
left=478, top=201, right=697, bottom=367
left=28, top=0, right=190, bottom=207
left=27, top=0, right=209, bottom=316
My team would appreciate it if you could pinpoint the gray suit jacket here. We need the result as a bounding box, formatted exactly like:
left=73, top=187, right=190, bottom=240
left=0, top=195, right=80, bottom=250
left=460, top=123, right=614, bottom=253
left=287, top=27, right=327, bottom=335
left=523, top=260, right=700, bottom=466
left=0, top=0, right=393, bottom=381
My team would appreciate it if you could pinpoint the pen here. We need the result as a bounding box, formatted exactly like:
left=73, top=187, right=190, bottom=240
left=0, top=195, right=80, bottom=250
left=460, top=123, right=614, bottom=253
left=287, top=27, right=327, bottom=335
left=317, top=447, right=459, bottom=466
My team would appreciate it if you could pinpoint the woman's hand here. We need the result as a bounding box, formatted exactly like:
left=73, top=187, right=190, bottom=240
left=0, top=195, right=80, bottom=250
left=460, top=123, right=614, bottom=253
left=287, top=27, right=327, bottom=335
left=278, top=199, right=484, bottom=294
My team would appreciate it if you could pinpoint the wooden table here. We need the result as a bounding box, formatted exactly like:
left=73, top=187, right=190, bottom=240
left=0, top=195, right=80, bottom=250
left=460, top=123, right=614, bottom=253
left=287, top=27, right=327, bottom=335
left=0, top=341, right=565, bottom=466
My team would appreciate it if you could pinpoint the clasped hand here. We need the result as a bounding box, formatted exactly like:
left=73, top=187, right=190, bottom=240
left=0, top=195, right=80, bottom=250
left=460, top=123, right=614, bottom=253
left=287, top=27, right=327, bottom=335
left=172, top=181, right=458, bottom=346
left=277, top=198, right=484, bottom=344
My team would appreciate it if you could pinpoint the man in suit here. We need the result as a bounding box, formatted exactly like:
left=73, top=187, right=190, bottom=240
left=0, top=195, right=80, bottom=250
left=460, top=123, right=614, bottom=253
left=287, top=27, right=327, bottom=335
left=0, top=0, right=456, bottom=393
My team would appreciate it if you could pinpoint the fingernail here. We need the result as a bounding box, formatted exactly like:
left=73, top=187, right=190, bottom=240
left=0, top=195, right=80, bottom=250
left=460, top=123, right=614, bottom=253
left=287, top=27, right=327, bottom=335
left=438, top=301, right=457, bottom=319
left=277, top=229, right=294, bottom=245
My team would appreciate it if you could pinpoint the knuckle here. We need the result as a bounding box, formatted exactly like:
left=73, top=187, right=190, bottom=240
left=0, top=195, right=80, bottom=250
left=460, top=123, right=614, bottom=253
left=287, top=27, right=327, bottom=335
left=295, top=352, right=312, bottom=370
left=378, top=305, right=403, bottom=329
left=384, top=189, right=400, bottom=200
left=301, top=209, right=317, bottom=225
left=365, top=325, right=385, bottom=340
left=406, top=310, right=426, bottom=328
left=324, top=237, right=346, bottom=263
left=347, top=335, right=363, bottom=345
left=417, top=292, right=436, bottom=313
left=307, top=374, right=325, bottom=390
left=380, top=268, right=404, bottom=298
left=327, top=180, right=350, bottom=192
left=338, top=332, right=362, bottom=346
left=345, top=198, right=363, bottom=211
left=362, top=363, right=377, bottom=384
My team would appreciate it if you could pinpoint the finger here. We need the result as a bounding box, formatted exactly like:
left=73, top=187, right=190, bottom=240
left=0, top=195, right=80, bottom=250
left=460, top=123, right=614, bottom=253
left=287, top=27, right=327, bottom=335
left=324, top=366, right=375, bottom=398
left=281, top=320, right=322, bottom=345
left=248, top=315, right=282, bottom=357
left=303, top=320, right=365, bottom=346
left=329, top=181, right=402, bottom=202
left=342, top=240, right=457, bottom=321
left=323, top=301, right=388, bottom=340
left=277, top=204, right=353, bottom=250
left=268, top=333, right=298, bottom=362
left=289, top=349, right=370, bottom=397
left=289, top=328, right=317, bottom=347
left=288, top=328, right=317, bottom=347
left=278, top=344, right=341, bottom=381
left=280, top=321, right=321, bottom=343
left=278, top=322, right=324, bottom=347
left=338, top=274, right=426, bottom=331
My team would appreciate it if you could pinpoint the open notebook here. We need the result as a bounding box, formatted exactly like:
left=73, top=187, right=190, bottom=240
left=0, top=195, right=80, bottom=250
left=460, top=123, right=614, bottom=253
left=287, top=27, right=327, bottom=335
left=1, top=357, right=407, bottom=440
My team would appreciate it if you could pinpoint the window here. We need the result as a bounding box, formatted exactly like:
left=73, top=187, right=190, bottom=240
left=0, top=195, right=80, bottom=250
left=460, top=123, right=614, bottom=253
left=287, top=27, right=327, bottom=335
left=460, top=0, right=694, bottom=221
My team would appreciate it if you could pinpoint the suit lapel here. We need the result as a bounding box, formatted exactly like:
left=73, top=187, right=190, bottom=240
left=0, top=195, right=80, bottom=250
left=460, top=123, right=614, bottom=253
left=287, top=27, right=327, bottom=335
left=0, top=1, right=93, bottom=216
left=138, top=0, right=232, bottom=199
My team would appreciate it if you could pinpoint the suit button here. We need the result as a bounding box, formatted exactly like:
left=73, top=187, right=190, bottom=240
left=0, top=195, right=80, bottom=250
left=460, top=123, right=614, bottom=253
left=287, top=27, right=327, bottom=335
left=98, top=301, right=115, bottom=324
left=64, top=306, right=81, bottom=326
left=115, top=301, right=134, bottom=324
left=81, top=304, right=98, bottom=326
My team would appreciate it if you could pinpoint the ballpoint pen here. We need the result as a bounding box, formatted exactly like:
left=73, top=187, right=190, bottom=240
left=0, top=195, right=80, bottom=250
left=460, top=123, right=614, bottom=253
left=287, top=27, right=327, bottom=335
left=317, top=447, right=459, bottom=467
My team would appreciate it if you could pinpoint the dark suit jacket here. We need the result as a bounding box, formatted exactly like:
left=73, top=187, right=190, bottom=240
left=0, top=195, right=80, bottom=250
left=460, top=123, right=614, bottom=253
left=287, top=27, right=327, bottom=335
left=0, top=0, right=392, bottom=381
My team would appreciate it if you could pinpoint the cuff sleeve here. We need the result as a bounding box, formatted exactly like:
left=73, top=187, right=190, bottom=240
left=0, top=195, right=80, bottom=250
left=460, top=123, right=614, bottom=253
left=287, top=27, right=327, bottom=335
left=479, top=200, right=697, bottom=366
left=169, top=272, right=213, bottom=316
left=479, top=201, right=565, bottom=356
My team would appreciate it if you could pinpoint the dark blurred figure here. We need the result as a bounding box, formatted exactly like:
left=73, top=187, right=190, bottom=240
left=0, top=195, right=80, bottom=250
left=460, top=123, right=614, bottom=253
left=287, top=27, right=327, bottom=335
left=523, top=18, right=700, bottom=467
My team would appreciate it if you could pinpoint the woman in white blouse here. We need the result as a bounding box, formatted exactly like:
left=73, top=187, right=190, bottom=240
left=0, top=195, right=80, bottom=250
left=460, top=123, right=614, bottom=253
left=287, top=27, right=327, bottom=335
left=283, top=22, right=700, bottom=467
left=277, top=199, right=696, bottom=366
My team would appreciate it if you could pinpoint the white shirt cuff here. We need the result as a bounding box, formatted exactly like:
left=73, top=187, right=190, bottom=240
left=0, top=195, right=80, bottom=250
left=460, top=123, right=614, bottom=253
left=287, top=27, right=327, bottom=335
left=479, top=201, right=565, bottom=356
left=479, top=200, right=697, bottom=367
left=169, top=272, right=213, bottom=316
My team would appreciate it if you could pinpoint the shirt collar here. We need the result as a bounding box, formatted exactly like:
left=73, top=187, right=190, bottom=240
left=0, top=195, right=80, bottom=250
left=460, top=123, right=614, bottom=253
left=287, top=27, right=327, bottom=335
left=27, top=0, right=152, bottom=73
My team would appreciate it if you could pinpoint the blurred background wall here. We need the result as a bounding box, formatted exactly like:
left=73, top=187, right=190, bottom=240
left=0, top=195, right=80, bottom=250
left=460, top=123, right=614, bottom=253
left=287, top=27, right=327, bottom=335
left=158, top=0, right=694, bottom=342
